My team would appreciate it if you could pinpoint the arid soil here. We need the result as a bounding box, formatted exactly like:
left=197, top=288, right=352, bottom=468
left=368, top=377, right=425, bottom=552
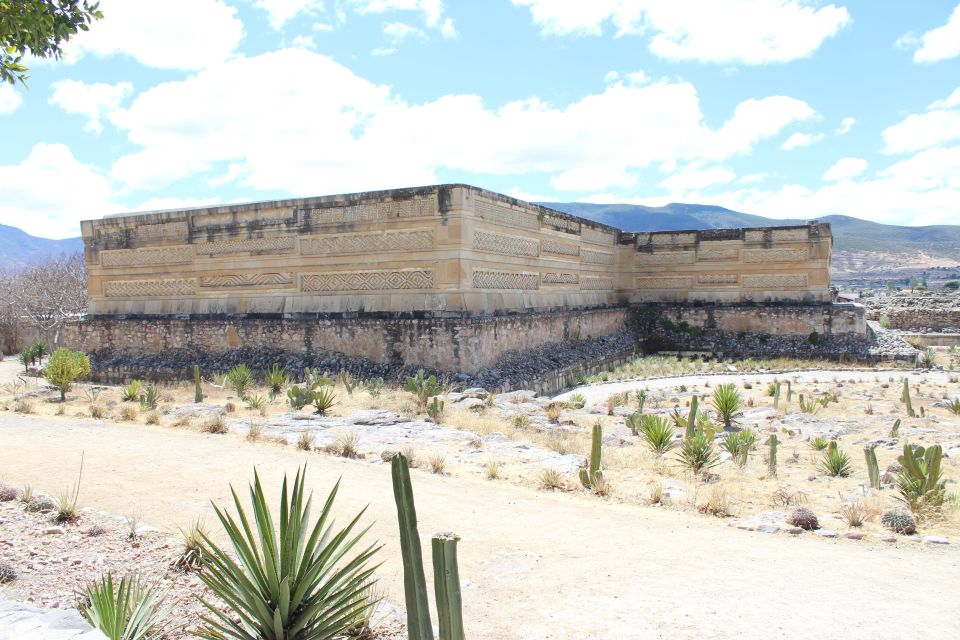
left=1, top=353, right=960, bottom=639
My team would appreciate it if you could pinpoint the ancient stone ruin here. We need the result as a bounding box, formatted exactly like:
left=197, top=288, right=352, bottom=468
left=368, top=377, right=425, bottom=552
left=65, top=184, right=867, bottom=378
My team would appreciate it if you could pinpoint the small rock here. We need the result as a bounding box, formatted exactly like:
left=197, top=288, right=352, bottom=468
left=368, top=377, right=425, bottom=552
left=816, top=529, right=838, bottom=538
left=844, top=531, right=864, bottom=540
left=785, top=526, right=804, bottom=535
left=755, top=524, right=780, bottom=534
left=924, top=535, right=949, bottom=545
left=380, top=450, right=398, bottom=462
left=881, top=535, right=897, bottom=543
left=43, top=526, right=65, bottom=535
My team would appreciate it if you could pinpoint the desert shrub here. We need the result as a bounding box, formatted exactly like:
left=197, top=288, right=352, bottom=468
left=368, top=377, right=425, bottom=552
left=143, top=411, right=160, bottom=425
left=947, top=398, right=960, bottom=416
left=54, top=479, right=82, bottom=524
left=194, top=469, right=379, bottom=639
left=567, top=393, right=586, bottom=409
left=538, top=468, right=565, bottom=490
left=364, top=377, right=385, bottom=399
left=881, top=509, right=916, bottom=535
left=245, top=422, right=262, bottom=442
left=428, top=455, right=447, bottom=475
left=78, top=573, right=172, bottom=640
left=545, top=405, right=561, bottom=423
left=120, top=380, right=142, bottom=402
left=921, top=347, right=937, bottom=369
left=404, top=369, right=443, bottom=412
left=139, top=384, right=158, bottom=411
left=711, top=384, right=743, bottom=430
left=224, top=402, right=236, bottom=413
left=0, top=560, right=16, bottom=584
left=89, top=404, right=106, bottom=419
left=819, top=442, right=852, bottom=477
left=546, top=431, right=571, bottom=455
left=172, top=520, right=207, bottom=572
left=699, top=485, right=732, bottom=517
left=335, top=431, right=360, bottom=458
left=225, top=364, right=255, bottom=399
left=19, top=485, right=33, bottom=503
left=13, top=398, right=34, bottom=414
left=648, top=480, right=663, bottom=505
left=124, top=513, right=140, bottom=540
left=401, top=446, right=418, bottom=468
left=808, top=330, right=820, bottom=345
left=639, top=415, right=675, bottom=457
left=786, top=507, right=819, bottom=530
left=676, top=431, right=719, bottom=476
left=485, top=460, right=501, bottom=480
left=798, top=395, right=823, bottom=414
left=290, top=431, right=312, bottom=452
left=839, top=501, right=866, bottom=528
left=44, top=348, right=91, bottom=401
left=808, top=435, right=829, bottom=451
left=879, top=314, right=891, bottom=329
left=0, top=484, right=17, bottom=501
left=511, top=414, right=530, bottom=428
left=26, top=495, right=55, bottom=513
left=202, top=415, right=228, bottom=434
left=119, top=406, right=137, bottom=422
left=590, top=474, right=612, bottom=497
left=770, top=487, right=807, bottom=507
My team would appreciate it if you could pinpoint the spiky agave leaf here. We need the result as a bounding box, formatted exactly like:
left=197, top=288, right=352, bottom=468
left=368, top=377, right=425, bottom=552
left=195, top=468, right=381, bottom=640
left=78, top=573, right=172, bottom=640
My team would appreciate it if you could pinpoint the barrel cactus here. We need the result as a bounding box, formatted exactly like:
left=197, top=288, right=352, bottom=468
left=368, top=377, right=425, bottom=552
left=881, top=509, right=917, bottom=535
left=786, top=507, right=819, bottom=530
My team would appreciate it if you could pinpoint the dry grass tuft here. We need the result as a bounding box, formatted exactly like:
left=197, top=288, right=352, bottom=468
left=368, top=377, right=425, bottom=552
left=296, top=431, right=315, bottom=451
left=144, top=411, right=160, bottom=425
left=201, top=414, right=228, bottom=434
left=538, top=468, right=566, bottom=491
left=428, top=455, right=447, bottom=475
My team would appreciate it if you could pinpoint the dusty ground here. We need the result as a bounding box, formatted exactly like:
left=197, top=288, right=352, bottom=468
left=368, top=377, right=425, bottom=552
left=1, top=355, right=960, bottom=638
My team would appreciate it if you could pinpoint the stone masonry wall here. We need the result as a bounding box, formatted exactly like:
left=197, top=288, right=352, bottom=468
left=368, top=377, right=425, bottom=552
left=63, top=307, right=627, bottom=374
left=653, top=303, right=866, bottom=336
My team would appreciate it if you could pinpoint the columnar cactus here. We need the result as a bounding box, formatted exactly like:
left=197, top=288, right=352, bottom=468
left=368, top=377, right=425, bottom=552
left=432, top=533, right=465, bottom=640
left=391, top=453, right=433, bottom=640
left=193, top=364, right=203, bottom=403
left=579, top=422, right=603, bottom=489
left=767, top=434, right=778, bottom=478
left=890, top=418, right=901, bottom=438
left=773, top=382, right=781, bottom=410
left=686, top=395, right=698, bottom=439
left=902, top=379, right=916, bottom=417
left=864, top=446, right=880, bottom=489
left=785, top=380, right=793, bottom=402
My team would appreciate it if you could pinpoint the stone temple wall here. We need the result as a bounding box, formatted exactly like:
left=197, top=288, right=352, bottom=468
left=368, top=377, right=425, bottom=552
left=82, top=184, right=833, bottom=317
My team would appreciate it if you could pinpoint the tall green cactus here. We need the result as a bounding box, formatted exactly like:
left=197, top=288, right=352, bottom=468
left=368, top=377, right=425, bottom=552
left=902, top=379, right=916, bottom=417
left=686, top=395, right=698, bottom=439
left=391, top=453, right=434, bottom=640
left=864, top=446, right=880, bottom=489
left=773, top=382, right=781, bottom=410
left=432, top=533, right=464, bottom=640
left=785, top=380, right=793, bottom=402
left=579, top=422, right=603, bottom=489
left=767, top=434, right=778, bottom=478
left=890, top=418, right=901, bottom=438
left=193, top=364, right=203, bottom=403
left=896, top=444, right=945, bottom=511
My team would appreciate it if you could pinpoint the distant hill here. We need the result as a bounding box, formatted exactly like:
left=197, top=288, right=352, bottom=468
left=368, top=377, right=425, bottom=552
left=0, top=224, right=83, bottom=271
left=543, top=202, right=960, bottom=258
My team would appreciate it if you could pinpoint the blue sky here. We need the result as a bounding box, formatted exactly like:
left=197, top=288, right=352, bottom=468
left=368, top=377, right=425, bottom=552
left=1, top=0, right=959, bottom=238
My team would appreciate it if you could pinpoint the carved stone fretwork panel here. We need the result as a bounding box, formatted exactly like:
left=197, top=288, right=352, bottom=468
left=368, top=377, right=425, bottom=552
left=542, top=238, right=580, bottom=257
left=637, top=232, right=696, bottom=246
left=581, top=227, right=615, bottom=245
left=472, top=269, right=539, bottom=290
left=743, top=274, right=808, bottom=288
left=745, top=228, right=808, bottom=242
left=542, top=272, right=579, bottom=285
left=101, top=246, right=195, bottom=267
left=195, top=237, right=296, bottom=256
left=199, top=273, right=293, bottom=288
left=301, top=230, right=433, bottom=256
left=472, top=230, right=539, bottom=257
left=635, top=251, right=695, bottom=266
left=697, top=274, right=739, bottom=285
left=104, top=278, right=196, bottom=297
left=635, top=276, right=694, bottom=289
left=303, top=198, right=437, bottom=226
left=581, top=249, right=614, bottom=265
left=743, top=248, right=808, bottom=263
left=543, top=216, right=580, bottom=234
left=581, top=276, right=614, bottom=290
left=96, top=220, right=187, bottom=245
left=191, top=208, right=293, bottom=230
left=474, top=198, right=538, bottom=230
left=697, top=247, right=739, bottom=261
left=301, top=268, right=434, bottom=292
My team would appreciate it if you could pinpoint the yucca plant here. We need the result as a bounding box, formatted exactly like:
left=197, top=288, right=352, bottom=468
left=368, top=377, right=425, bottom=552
left=196, top=468, right=381, bottom=640
left=266, top=365, right=288, bottom=399
left=808, top=435, right=829, bottom=451
left=676, top=431, right=720, bottom=476
left=226, top=364, right=255, bottom=399
left=638, top=415, right=675, bottom=457
left=947, top=398, right=960, bottom=416
left=819, top=443, right=853, bottom=477
left=567, top=393, right=586, bottom=410
left=121, top=380, right=143, bottom=402
left=245, top=394, right=265, bottom=411
left=78, top=573, right=172, bottom=640
left=721, top=430, right=753, bottom=468
left=711, top=384, right=743, bottom=430
left=312, top=386, right=338, bottom=415
left=172, top=520, right=207, bottom=572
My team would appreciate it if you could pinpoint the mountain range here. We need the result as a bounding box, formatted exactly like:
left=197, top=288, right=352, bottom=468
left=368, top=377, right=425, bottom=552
left=2, top=203, right=958, bottom=279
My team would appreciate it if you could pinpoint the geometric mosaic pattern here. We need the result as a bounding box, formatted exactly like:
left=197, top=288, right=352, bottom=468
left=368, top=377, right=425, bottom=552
left=743, top=274, right=808, bottom=289
left=542, top=272, right=580, bottom=285
left=474, top=198, right=538, bottom=230
left=196, top=237, right=296, bottom=256
left=199, top=273, right=293, bottom=288
left=697, top=247, right=740, bottom=261
left=472, top=269, right=540, bottom=290
left=635, top=251, right=695, bottom=266
left=743, top=248, right=808, bottom=263
left=302, top=198, right=438, bottom=225
left=103, top=278, right=196, bottom=297
left=635, top=276, right=694, bottom=289
left=301, top=268, right=434, bottom=292
left=580, top=276, right=614, bottom=290
left=697, top=274, right=739, bottom=285
left=300, top=230, right=433, bottom=256
left=745, top=228, right=809, bottom=242
left=581, top=249, right=614, bottom=265
left=100, top=245, right=195, bottom=267
left=472, top=230, right=539, bottom=257
left=542, top=238, right=580, bottom=257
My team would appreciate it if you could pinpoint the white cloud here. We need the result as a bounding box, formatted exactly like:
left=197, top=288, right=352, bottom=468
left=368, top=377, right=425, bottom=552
left=781, top=132, right=823, bottom=150
left=63, top=0, right=243, bottom=70
left=0, top=144, right=119, bottom=238
left=291, top=35, right=317, bottom=49
left=440, top=18, right=457, bottom=39
left=513, top=0, right=851, bottom=64
left=135, top=196, right=222, bottom=212
left=882, top=89, right=960, bottom=154
left=835, top=116, right=856, bottom=135
left=255, top=0, right=326, bottom=29
left=99, top=49, right=815, bottom=196
left=506, top=188, right=560, bottom=203
left=0, top=84, right=22, bottom=115
left=823, top=157, right=867, bottom=181
left=353, top=0, right=444, bottom=27
left=912, top=4, right=960, bottom=63
left=658, top=165, right=736, bottom=191
left=383, top=22, right=427, bottom=44
left=49, top=80, right=133, bottom=133
left=739, top=173, right=767, bottom=184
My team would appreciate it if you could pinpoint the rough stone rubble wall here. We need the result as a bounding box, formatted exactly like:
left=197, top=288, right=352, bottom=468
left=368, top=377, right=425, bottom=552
left=81, top=184, right=833, bottom=317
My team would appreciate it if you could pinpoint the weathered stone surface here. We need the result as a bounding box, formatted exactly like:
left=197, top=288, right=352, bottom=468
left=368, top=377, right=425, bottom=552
left=0, top=594, right=106, bottom=640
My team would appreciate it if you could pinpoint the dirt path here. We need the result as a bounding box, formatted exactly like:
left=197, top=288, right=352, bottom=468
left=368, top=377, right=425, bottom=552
left=1, top=410, right=958, bottom=639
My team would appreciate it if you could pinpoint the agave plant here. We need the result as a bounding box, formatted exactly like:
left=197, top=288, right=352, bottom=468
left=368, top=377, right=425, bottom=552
left=711, top=384, right=743, bottom=430
left=226, top=365, right=255, bottom=399
left=819, top=443, right=853, bottom=477
left=676, top=431, right=720, bottom=476
left=121, top=380, right=143, bottom=402
left=265, top=365, right=288, bottom=399
left=78, top=573, right=172, bottom=640
left=638, top=415, right=675, bottom=457
left=196, top=468, right=381, bottom=640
